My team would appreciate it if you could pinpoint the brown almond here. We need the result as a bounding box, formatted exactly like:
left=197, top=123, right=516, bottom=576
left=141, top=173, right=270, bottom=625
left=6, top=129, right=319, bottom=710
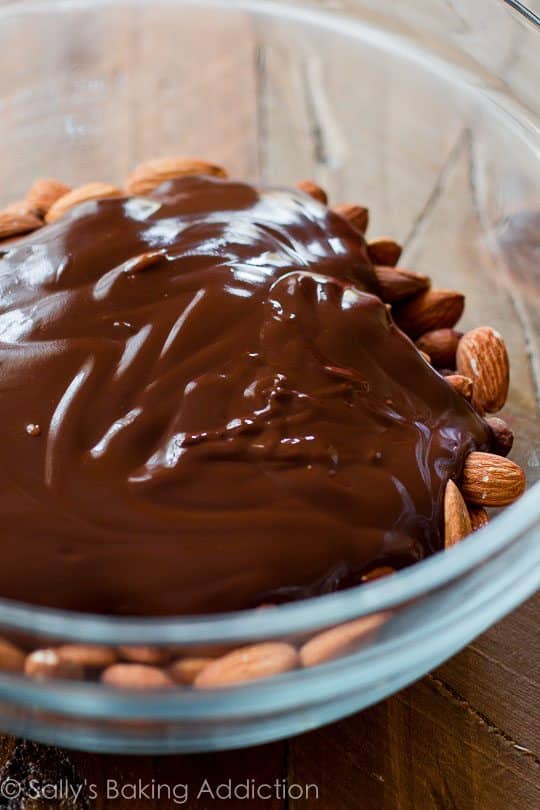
left=57, top=644, right=117, bottom=670
left=444, top=480, right=472, bottom=548
left=46, top=183, right=122, bottom=223
left=296, top=180, right=328, bottom=205
left=468, top=506, right=489, bottom=532
left=367, top=238, right=402, bottom=266
left=457, top=327, right=509, bottom=414
left=416, top=328, right=462, bottom=369
left=373, top=265, right=430, bottom=304
left=333, top=203, right=369, bottom=234
left=101, top=663, right=174, bottom=690
left=25, top=649, right=83, bottom=681
left=0, top=638, right=25, bottom=673
left=446, top=374, right=473, bottom=401
left=118, top=645, right=172, bottom=665
left=0, top=210, right=42, bottom=239
left=300, top=613, right=388, bottom=668
left=168, top=657, right=213, bottom=685
left=485, top=416, right=514, bottom=457
left=194, top=643, right=299, bottom=689
left=394, top=289, right=465, bottom=339
left=361, top=566, right=395, bottom=582
left=127, top=157, right=227, bottom=195
left=461, top=451, right=526, bottom=507
left=26, top=178, right=72, bottom=216
left=4, top=199, right=39, bottom=217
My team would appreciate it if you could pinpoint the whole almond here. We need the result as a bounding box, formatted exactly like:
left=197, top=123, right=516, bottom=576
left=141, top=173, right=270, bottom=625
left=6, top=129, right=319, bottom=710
left=0, top=210, right=42, bottom=239
left=118, top=645, right=172, bottom=665
left=26, top=178, right=72, bottom=216
left=194, top=643, right=299, bottom=689
left=373, top=265, right=430, bottom=304
left=444, top=480, right=472, bottom=548
left=168, top=657, right=213, bottom=685
left=485, top=416, right=514, bottom=457
left=101, top=663, right=174, bottom=690
left=446, top=374, right=473, bottom=401
left=296, top=180, right=328, bottom=205
left=57, top=644, right=117, bottom=670
left=127, top=157, right=227, bottom=195
left=416, top=328, right=462, bottom=369
left=367, top=238, right=402, bottom=266
left=461, top=451, right=525, bottom=507
left=25, top=649, right=83, bottom=681
left=333, top=203, right=369, bottom=234
left=46, top=183, right=123, bottom=223
left=300, top=613, right=388, bottom=668
left=468, top=506, right=489, bottom=531
left=395, top=289, right=465, bottom=338
left=4, top=199, right=38, bottom=217
left=0, top=638, right=25, bottom=673
left=457, top=327, right=509, bottom=413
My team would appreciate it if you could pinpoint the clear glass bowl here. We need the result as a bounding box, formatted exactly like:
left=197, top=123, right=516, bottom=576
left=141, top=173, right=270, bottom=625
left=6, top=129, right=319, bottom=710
left=0, top=0, right=538, bottom=753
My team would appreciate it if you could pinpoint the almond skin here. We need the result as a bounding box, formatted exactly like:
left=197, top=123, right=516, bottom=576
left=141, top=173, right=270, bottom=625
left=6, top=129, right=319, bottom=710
left=46, top=182, right=122, bottom=223
left=394, top=289, right=465, bottom=339
left=300, top=613, right=388, bottom=668
left=373, top=265, right=430, bottom=304
left=444, top=480, right=472, bottom=547
left=56, top=644, right=117, bottom=670
left=0, top=638, right=25, bottom=673
left=26, top=178, right=72, bottom=216
left=469, top=506, right=489, bottom=531
left=101, top=663, right=174, bottom=690
left=446, top=373, right=473, bottom=401
left=127, top=157, right=227, bottom=195
left=118, top=645, right=172, bottom=665
left=296, top=179, right=328, bottom=205
left=25, top=649, right=83, bottom=681
left=457, top=326, right=509, bottom=414
left=194, top=643, right=299, bottom=689
left=333, top=203, right=369, bottom=234
left=0, top=210, right=42, bottom=239
left=367, top=238, right=402, bottom=266
left=168, top=657, right=213, bottom=685
left=461, top=451, right=525, bottom=507
left=416, top=328, right=462, bottom=369
left=361, top=566, right=395, bottom=582
left=485, top=416, right=514, bottom=457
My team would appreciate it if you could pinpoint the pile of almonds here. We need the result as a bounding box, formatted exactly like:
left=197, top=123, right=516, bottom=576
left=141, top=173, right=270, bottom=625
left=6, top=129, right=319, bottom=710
left=0, top=158, right=527, bottom=690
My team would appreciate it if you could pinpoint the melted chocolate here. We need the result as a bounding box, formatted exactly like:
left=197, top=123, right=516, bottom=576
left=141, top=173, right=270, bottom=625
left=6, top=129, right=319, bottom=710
left=0, top=176, right=489, bottom=615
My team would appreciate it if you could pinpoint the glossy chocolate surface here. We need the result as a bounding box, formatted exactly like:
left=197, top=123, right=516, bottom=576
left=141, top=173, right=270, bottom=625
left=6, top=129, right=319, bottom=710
left=0, top=176, right=489, bottom=615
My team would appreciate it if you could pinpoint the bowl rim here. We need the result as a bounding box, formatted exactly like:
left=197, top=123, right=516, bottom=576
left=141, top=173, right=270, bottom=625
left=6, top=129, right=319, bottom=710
left=0, top=0, right=538, bottom=646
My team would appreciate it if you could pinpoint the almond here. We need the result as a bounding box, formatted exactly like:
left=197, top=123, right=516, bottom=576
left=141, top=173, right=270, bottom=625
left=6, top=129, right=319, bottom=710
left=333, top=203, right=369, bottom=234
left=25, top=649, right=83, bottom=681
left=57, top=644, right=117, bottom=670
left=361, top=566, right=395, bottom=582
left=0, top=638, right=25, bottom=673
left=461, top=451, right=525, bottom=507
left=0, top=210, right=42, bottom=239
left=300, top=613, right=388, bottom=668
left=101, top=663, right=174, bottom=690
left=127, top=157, right=227, bottom=195
left=194, top=642, right=299, bottom=689
left=374, top=265, right=430, bottom=304
left=168, top=657, right=213, bottom=685
left=456, top=327, right=509, bottom=413
left=468, top=506, right=489, bottom=531
left=46, top=182, right=122, bottom=223
left=296, top=179, right=328, bottom=205
left=444, top=480, right=472, bottom=547
left=485, top=416, right=513, bottom=457
left=419, top=350, right=431, bottom=364
left=367, top=238, right=402, bottom=266
left=4, top=199, right=39, bottom=217
left=446, top=373, right=473, bottom=401
left=416, top=328, right=462, bottom=369
left=26, top=178, right=72, bottom=216
left=118, top=645, right=172, bottom=665
left=394, top=289, right=465, bottom=339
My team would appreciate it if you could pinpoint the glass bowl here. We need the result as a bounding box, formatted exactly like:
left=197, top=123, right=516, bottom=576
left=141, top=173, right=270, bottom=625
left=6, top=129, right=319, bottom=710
left=0, top=0, right=538, bottom=753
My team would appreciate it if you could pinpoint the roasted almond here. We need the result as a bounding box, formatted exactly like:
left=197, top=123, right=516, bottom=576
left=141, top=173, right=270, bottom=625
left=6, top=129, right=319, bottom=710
left=333, top=203, right=369, bottom=235
left=127, top=157, right=227, bottom=195
left=57, top=644, right=117, bottom=670
left=118, top=645, right=172, bottom=665
left=4, top=199, right=38, bottom=217
left=0, top=638, right=25, bottom=673
left=457, top=327, right=509, bottom=414
left=394, top=289, right=465, bottom=339
left=468, top=506, right=489, bottom=531
left=485, top=416, right=514, bottom=457
left=416, top=328, right=462, bottom=369
left=168, top=657, right=213, bottom=685
left=446, top=373, right=473, bottom=401
left=461, top=451, right=525, bottom=507
left=373, top=265, right=430, bottom=304
left=296, top=179, right=328, bottom=205
left=101, top=663, right=174, bottom=690
left=300, top=613, right=388, bottom=668
left=46, top=182, right=122, bottom=223
left=367, top=238, right=402, bottom=266
left=194, top=642, right=299, bottom=689
left=26, top=178, right=72, bottom=216
left=25, top=649, right=83, bottom=681
left=0, top=210, right=42, bottom=239
left=444, top=480, right=472, bottom=547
